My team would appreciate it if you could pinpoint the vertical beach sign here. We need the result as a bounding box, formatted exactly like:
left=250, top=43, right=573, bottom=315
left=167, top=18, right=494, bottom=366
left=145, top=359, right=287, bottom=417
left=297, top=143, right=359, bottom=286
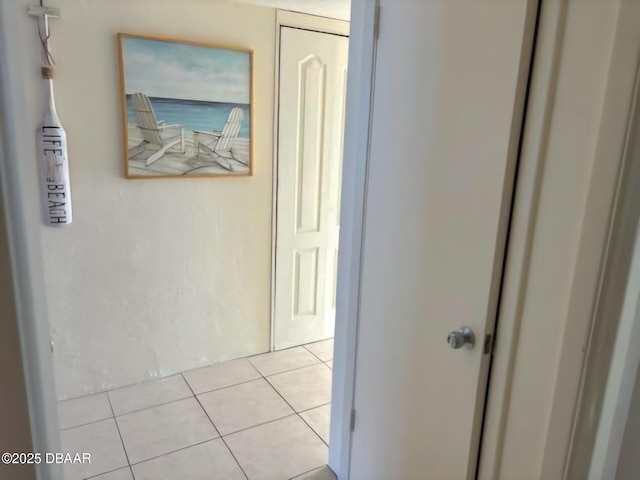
left=31, top=5, right=72, bottom=226
left=37, top=66, right=72, bottom=225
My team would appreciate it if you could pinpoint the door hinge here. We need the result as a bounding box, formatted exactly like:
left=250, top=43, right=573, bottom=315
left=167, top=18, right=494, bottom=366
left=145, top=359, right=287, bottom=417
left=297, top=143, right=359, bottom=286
left=350, top=408, right=356, bottom=431
left=373, top=1, right=381, bottom=40
left=483, top=334, right=493, bottom=355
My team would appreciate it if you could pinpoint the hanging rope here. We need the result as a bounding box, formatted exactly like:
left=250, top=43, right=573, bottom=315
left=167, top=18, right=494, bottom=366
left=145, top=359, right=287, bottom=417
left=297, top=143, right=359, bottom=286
left=38, top=24, right=56, bottom=67
left=37, top=4, right=55, bottom=68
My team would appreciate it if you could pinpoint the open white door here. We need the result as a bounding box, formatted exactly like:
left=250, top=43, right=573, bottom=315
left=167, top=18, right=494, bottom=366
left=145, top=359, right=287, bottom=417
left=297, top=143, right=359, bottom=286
left=346, top=1, right=538, bottom=479
left=274, top=26, right=349, bottom=350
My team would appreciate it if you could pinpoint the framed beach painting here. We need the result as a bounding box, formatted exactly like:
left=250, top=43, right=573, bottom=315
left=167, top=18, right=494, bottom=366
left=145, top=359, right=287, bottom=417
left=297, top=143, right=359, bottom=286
left=117, top=33, right=253, bottom=178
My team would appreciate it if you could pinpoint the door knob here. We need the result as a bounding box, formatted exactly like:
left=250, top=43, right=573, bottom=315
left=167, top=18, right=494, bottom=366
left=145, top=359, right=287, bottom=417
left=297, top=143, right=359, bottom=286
left=447, top=326, right=475, bottom=349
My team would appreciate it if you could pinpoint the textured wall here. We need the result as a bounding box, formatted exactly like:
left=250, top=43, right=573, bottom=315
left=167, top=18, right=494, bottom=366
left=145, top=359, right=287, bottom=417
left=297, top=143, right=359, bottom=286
left=29, top=0, right=275, bottom=399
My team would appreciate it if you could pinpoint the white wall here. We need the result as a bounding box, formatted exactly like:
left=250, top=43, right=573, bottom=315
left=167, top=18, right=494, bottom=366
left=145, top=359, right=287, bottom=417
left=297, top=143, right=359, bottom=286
left=234, top=0, right=350, bottom=20
left=15, top=0, right=276, bottom=399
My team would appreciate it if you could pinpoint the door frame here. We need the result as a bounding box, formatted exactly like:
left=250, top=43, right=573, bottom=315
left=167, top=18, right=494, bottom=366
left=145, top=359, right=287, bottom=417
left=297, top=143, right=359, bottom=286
left=479, top=0, right=640, bottom=478
left=270, top=10, right=355, bottom=477
left=270, top=9, right=350, bottom=353
left=564, top=43, right=640, bottom=480
left=0, top=2, right=64, bottom=479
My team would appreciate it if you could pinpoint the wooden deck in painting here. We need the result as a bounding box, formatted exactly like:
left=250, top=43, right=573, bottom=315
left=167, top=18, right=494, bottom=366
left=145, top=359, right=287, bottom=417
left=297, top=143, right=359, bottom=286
left=127, top=126, right=250, bottom=177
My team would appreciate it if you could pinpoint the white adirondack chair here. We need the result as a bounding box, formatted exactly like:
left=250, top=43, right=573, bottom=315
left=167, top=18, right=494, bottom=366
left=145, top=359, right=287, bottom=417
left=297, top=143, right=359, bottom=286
left=127, top=93, right=185, bottom=166
left=193, top=107, right=245, bottom=171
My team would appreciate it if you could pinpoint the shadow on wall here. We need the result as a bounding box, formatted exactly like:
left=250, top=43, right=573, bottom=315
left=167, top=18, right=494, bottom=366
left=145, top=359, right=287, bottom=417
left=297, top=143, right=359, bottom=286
left=0, top=192, right=35, bottom=480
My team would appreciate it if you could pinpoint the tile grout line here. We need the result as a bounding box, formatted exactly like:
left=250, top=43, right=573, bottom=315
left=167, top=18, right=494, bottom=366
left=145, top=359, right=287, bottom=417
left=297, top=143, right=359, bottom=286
left=60, top=360, right=260, bottom=404
left=262, top=375, right=329, bottom=449
left=66, top=345, right=333, bottom=475
left=62, top=392, right=194, bottom=432
left=253, top=351, right=332, bottom=447
left=249, top=359, right=326, bottom=379
left=60, top=415, right=114, bottom=432
left=181, top=373, right=250, bottom=480
left=218, top=435, right=250, bottom=480
left=250, top=345, right=333, bottom=450
left=100, top=376, right=269, bottom=421
left=262, top=375, right=297, bottom=411
left=62, top=360, right=331, bottom=434
left=69, top=345, right=333, bottom=479
left=127, top=438, right=214, bottom=468
left=291, top=343, right=334, bottom=461
left=219, top=412, right=296, bottom=438
left=60, top=341, right=333, bottom=404
left=180, top=374, right=220, bottom=438
left=112, top=394, right=194, bottom=420
left=106, top=393, right=133, bottom=470
left=84, top=465, right=133, bottom=479
left=297, top=401, right=331, bottom=414
left=60, top=349, right=330, bottom=418
left=191, top=377, right=261, bottom=398
left=296, top=411, right=329, bottom=449
left=302, top=345, right=329, bottom=364
left=245, top=341, right=329, bottom=363
left=60, top=374, right=186, bottom=403
left=214, top=409, right=330, bottom=475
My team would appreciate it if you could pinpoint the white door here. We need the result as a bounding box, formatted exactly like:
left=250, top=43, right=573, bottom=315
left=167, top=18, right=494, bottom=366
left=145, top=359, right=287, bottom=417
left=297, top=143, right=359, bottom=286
left=348, top=1, right=535, bottom=479
left=274, top=27, right=349, bottom=350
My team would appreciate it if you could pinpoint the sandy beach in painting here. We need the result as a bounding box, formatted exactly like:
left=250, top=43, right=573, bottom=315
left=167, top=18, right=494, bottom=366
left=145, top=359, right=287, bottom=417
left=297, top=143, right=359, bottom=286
left=127, top=125, right=250, bottom=177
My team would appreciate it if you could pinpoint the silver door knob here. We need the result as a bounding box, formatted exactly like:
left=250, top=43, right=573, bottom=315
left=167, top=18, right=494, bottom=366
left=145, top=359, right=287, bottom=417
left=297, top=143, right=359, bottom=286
left=447, top=326, right=475, bottom=349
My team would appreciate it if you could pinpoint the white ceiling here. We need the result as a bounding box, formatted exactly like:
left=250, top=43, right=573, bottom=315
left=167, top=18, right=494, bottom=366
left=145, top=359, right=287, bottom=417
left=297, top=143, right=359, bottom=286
left=231, top=0, right=351, bottom=20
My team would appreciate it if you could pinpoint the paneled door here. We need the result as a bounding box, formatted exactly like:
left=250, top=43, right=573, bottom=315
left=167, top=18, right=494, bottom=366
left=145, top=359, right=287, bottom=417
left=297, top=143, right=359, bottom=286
left=274, top=26, right=349, bottom=350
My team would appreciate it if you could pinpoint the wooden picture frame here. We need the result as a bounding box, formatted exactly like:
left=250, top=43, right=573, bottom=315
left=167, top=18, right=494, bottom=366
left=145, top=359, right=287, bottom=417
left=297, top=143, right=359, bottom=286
left=117, top=33, right=254, bottom=178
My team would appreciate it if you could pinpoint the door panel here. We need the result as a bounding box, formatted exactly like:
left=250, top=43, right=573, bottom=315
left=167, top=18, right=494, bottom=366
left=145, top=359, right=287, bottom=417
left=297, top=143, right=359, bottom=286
left=275, top=27, right=349, bottom=349
left=294, top=248, right=319, bottom=316
left=296, top=56, right=325, bottom=234
left=349, top=1, right=534, bottom=478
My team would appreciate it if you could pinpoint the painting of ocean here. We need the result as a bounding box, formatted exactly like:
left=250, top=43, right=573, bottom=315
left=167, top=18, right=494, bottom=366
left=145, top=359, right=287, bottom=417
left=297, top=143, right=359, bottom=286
left=118, top=34, right=253, bottom=178
left=126, top=96, right=251, bottom=139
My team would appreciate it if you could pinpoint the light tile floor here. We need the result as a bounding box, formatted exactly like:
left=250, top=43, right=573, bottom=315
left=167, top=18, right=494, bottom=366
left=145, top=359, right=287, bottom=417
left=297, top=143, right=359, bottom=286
left=58, top=339, right=334, bottom=480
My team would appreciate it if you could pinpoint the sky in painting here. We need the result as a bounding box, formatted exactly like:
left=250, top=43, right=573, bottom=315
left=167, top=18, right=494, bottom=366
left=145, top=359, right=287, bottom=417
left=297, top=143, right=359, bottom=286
left=122, top=37, right=250, bottom=104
